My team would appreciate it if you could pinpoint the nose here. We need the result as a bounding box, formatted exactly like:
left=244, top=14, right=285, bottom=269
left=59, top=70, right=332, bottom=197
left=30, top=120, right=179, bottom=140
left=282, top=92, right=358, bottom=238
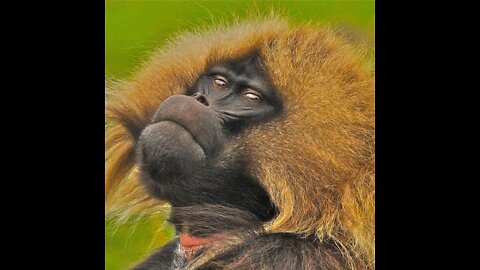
left=192, top=93, right=209, bottom=106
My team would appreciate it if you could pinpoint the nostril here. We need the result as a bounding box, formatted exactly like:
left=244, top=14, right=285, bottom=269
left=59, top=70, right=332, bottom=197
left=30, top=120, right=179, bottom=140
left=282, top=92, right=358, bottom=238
left=193, top=93, right=209, bottom=106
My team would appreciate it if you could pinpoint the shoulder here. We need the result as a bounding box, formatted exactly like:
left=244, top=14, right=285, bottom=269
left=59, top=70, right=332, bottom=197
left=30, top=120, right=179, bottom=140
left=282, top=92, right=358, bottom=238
left=201, top=233, right=349, bottom=270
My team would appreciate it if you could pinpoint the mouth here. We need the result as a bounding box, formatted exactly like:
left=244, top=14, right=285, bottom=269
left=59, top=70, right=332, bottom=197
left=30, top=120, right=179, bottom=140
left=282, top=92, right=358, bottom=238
left=137, top=121, right=207, bottom=183
left=158, top=120, right=206, bottom=156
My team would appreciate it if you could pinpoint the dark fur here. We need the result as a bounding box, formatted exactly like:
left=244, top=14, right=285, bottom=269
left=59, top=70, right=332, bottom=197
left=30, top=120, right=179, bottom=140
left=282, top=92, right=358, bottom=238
left=136, top=230, right=351, bottom=270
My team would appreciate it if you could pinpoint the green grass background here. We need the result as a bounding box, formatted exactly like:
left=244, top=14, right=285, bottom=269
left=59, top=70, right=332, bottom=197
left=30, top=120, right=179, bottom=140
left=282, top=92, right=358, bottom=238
left=105, top=1, right=374, bottom=269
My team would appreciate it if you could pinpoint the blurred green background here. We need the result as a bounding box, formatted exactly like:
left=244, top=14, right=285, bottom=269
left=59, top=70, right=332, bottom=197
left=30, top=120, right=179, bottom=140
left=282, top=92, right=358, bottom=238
left=105, top=1, right=374, bottom=269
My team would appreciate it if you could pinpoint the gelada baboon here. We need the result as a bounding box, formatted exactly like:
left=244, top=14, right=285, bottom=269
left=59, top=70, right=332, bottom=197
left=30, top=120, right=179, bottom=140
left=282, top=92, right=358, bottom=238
left=105, top=17, right=374, bottom=270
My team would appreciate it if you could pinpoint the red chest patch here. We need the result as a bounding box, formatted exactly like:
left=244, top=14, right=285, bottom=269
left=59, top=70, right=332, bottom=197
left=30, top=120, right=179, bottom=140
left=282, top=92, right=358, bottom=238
left=179, top=233, right=225, bottom=260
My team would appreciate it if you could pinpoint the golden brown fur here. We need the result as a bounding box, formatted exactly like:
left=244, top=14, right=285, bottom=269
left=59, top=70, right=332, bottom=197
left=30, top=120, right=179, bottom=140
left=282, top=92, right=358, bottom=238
left=106, top=17, right=374, bottom=269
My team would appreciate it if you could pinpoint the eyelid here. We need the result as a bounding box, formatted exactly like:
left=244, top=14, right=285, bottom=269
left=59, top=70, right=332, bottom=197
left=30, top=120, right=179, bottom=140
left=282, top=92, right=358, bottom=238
left=212, top=75, right=228, bottom=88
left=245, top=88, right=262, bottom=96
left=244, top=89, right=263, bottom=101
left=213, top=75, right=228, bottom=82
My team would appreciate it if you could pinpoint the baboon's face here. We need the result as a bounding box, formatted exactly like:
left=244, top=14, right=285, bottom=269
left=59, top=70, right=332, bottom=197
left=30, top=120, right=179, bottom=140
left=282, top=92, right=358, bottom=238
left=136, top=55, right=281, bottom=222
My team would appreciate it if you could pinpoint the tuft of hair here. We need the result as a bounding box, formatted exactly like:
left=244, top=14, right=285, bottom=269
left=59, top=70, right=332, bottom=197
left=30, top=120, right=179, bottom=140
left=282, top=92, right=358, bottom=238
left=106, top=15, right=374, bottom=269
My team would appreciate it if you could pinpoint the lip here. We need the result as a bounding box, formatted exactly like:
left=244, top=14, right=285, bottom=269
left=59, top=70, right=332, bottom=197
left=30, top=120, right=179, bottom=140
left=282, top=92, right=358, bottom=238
left=158, top=120, right=207, bottom=156
left=138, top=120, right=208, bottom=183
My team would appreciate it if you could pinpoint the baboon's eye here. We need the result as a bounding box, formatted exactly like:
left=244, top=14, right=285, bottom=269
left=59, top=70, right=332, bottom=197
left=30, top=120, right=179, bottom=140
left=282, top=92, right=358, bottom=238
left=213, top=75, right=228, bottom=88
left=244, top=90, right=262, bottom=102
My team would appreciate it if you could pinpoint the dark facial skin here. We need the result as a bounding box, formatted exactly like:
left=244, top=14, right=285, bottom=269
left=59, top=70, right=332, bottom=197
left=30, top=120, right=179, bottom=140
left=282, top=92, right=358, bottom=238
left=187, top=56, right=281, bottom=130
left=137, top=56, right=281, bottom=229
